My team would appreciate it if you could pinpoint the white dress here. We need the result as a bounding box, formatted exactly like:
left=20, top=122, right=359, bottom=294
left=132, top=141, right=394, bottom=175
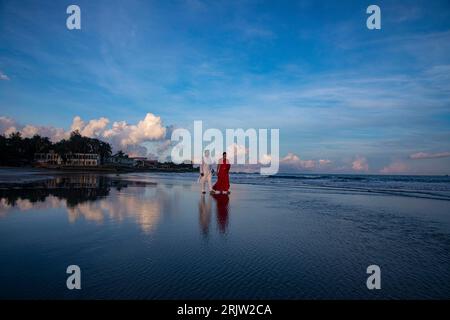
left=199, top=156, right=213, bottom=192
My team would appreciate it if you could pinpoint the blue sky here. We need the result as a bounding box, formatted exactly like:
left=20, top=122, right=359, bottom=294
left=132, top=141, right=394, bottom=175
left=1, top=0, right=450, bottom=174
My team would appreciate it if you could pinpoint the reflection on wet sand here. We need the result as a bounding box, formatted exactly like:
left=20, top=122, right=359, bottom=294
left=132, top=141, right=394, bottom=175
left=1, top=174, right=233, bottom=236
left=198, top=195, right=212, bottom=236
left=66, top=190, right=162, bottom=233
left=0, top=175, right=163, bottom=233
left=212, top=194, right=230, bottom=234
left=198, top=194, right=231, bottom=235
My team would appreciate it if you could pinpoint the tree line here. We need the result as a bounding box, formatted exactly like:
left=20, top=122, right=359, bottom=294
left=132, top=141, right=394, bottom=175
left=0, top=130, right=112, bottom=166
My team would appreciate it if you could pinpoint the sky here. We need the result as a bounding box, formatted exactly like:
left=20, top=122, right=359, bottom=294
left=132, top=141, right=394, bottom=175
left=0, top=0, right=450, bottom=174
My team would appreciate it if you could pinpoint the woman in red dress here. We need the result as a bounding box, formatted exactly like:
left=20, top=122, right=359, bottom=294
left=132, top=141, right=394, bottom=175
left=212, top=152, right=230, bottom=194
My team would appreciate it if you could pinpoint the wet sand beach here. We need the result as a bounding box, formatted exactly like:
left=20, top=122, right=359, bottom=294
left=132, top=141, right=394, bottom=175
left=0, top=169, right=449, bottom=299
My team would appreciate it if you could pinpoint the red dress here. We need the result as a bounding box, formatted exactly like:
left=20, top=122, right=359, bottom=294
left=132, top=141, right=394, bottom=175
left=213, top=160, right=230, bottom=192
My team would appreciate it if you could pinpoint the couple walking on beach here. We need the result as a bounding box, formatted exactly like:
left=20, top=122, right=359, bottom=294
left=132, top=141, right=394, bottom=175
left=199, top=150, right=230, bottom=194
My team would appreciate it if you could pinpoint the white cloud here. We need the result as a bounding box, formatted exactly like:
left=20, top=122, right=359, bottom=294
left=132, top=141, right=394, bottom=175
left=0, top=113, right=167, bottom=156
left=72, top=117, right=110, bottom=138
left=0, top=71, right=9, bottom=81
left=0, top=116, right=16, bottom=132
left=281, top=152, right=300, bottom=163
left=1, top=117, right=69, bottom=142
left=21, top=124, right=68, bottom=141
left=352, top=156, right=369, bottom=172
left=118, top=144, right=149, bottom=158
left=319, top=159, right=332, bottom=166
left=226, top=143, right=248, bottom=159
left=410, top=151, right=450, bottom=160
left=380, top=161, right=408, bottom=174
left=103, top=113, right=166, bottom=148
left=280, top=152, right=331, bottom=171
left=156, top=139, right=173, bottom=154
left=4, top=126, right=18, bottom=136
left=259, top=154, right=272, bottom=165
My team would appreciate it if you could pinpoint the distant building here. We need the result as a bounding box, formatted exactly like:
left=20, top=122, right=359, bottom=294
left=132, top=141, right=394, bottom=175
left=34, top=151, right=99, bottom=167
left=34, top=151, right=194, bottom=171
left=106, top=153, right=135, bottom=167
left=144, top=159, right=158, bottom=167
left=65, top=153, right=99, bottom=166
left=130, top=157, right=147, bottom=167
left=34, top=151, right=62, bottom=165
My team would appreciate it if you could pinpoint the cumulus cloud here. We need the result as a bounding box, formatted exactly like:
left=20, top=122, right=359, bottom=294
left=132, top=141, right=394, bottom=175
left=280, top=152, right=332, bottom=170
left=282, top=153, right=315, bottom=169
left=156, top=140, right=173, bottom=154
left=380, top=161, right=408, bottom=174
left=352, top=156, right=369, bottom=172
left=410, top=151, right=450, bottom=160
left=103, top=113, right=166, bottom=148
left=0, top=113, right=167, bottom=156
left=149, top=139, right=178, bottom=162
left=0, top=71, right=9, bottom=81
left=1, top=116, right=66, bottom=141
left=21, top=124, right=68, bottom=141
left=119, top=144, right=149, bottom=158
left=259, top=154, right=272, bottom=165
left=0, top=117, right=17, bottom=133
left=319, top=159, right=332, bottom=166
left=281, top=152, right=300, bottom=163
left=226, top=143, right=248, bottom=159
left=71, top=116, right=110, bottom=137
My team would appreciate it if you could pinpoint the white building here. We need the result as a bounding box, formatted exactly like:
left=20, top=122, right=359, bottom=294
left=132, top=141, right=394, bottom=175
left=34, top=151, right=99, bottom=167
left=65, top=153, right=99, bottom=166
left=106, top=153, right=135, bottom=167
left=34, top=151, right=62, bottom=165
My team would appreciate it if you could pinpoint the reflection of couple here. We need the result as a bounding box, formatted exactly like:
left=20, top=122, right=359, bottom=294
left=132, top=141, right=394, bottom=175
left=199, top=150, right=230, bottom=194
left=198, top=193, right=229, bottom=235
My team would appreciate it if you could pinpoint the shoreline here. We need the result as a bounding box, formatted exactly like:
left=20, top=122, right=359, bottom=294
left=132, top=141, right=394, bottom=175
left=0, top=166, right=195, bottom=185
left=1, top=165, right=448, bottom=178
left=2, top=167, right=449, bottom=203
left=1, top=167, right=449, bottom=299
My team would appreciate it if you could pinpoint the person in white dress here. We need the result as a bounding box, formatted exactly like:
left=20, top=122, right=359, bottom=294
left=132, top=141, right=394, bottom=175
left=199, top=150, right=213, bottom=194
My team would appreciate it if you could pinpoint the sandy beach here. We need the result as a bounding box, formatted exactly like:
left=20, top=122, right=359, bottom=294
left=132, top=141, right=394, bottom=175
left=0, top=168, right=449, bottom=299
left=0, top=167, right=59, bottom=184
